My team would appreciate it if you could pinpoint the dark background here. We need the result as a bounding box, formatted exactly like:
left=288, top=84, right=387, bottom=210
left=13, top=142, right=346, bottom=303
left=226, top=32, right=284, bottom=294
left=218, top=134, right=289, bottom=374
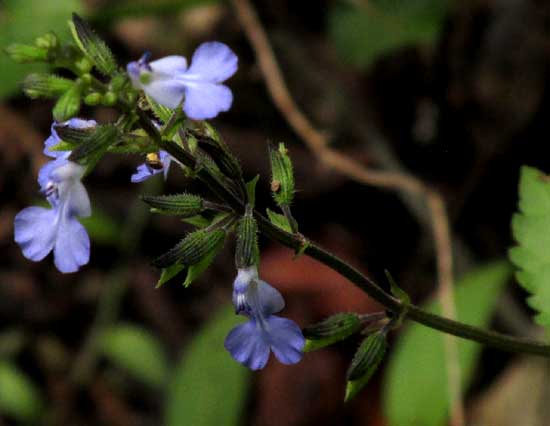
left=1, top=0, right=550, bottom=425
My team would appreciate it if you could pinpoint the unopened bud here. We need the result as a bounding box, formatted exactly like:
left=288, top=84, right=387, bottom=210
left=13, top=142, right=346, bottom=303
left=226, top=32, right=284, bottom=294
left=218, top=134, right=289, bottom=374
left=303, top=313, right=362, bottom=352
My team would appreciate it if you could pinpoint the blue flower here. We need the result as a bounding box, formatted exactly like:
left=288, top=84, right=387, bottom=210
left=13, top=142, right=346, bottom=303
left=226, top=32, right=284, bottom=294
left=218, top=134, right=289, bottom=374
left=224, top=267, right=305, bottom=370
left=39, top=119, right=97, bottom=188
left=15, top=122, right=93, bottom=273
left=131, top=150, right=173, bottom=183
left=127, top=42, right=238, bottom=120
left=44, top=118, right=97, bottom=158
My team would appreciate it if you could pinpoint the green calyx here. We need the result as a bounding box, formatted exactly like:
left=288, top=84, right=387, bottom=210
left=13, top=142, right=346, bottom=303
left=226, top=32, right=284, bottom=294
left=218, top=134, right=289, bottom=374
left=303, top=313, right=362, bottom=352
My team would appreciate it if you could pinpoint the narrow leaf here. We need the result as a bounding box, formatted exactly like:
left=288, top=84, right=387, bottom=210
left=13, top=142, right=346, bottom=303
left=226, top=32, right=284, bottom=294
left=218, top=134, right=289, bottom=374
left=157, top=263, right=186, bottom=288
left=266, top=208, right=292, bottom=233
left=183, top=234, right=225, bottom=287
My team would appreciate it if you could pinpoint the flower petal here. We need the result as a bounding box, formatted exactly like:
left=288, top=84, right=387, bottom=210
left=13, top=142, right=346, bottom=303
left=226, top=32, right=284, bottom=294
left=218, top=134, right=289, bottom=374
left=142, top=78, right=186, bottom=109
left=14, top=207, right=57, bottom=261
left=53, top=215, right=90, bottom=273
left=66, top=181, right=91, bottom=218
left=183, top=83, right=233, bottom=120
left=266, top=316, right=305, bottom=365
left=38, top=157, right=68, bottom=190
left=150, top=55, right=187, bottom=75
left=185, top=42, right=238, bottom=83
left=224, top=319, right=270, bottom=370
left=256, top=279, right=285, bottom=315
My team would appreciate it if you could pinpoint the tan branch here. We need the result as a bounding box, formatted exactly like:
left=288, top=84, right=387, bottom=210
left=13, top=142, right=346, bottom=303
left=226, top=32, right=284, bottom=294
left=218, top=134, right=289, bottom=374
left=231, top=0, right=465, bottom=423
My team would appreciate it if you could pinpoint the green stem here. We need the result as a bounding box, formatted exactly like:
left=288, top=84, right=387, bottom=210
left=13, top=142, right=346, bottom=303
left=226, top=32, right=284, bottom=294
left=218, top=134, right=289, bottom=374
left=135, top=109, right=550, bottom=357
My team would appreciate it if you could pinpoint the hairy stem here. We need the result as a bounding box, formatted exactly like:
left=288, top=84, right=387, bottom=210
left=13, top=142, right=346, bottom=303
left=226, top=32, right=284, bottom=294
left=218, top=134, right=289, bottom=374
left=135, top=109, right=550, bottom=358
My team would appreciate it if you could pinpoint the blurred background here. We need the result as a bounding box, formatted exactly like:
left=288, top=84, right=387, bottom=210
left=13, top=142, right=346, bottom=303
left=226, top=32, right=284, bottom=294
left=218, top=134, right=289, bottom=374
left=2, top=0, right=550, bottom=425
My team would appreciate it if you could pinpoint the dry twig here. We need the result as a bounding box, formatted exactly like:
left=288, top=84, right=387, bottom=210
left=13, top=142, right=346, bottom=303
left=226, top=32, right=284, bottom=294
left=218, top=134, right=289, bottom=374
left=231, top=0, right=465, bottom=423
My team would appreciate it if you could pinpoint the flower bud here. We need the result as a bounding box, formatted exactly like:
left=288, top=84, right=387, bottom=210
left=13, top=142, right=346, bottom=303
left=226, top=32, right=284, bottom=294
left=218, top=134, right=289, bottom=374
left=344, top=332, right=387, bottom=401
left=152, top=229, right=226, bottom=268
left=141, top=193, right=204, bottom=217
left=34, top=33, right=58, bottom=50
left=70, top=13, right=116, bottom=75
left=303, top=313, right=362, bottom=352
left=235, top=208, right=259, bottom=269
left=23, top=74, right=73, bottom=99
left=5, top=44, right=48, bottom=63
left=53, top=85, right=81, bottom=121
left=83, top=93, right=103, bottom=106
left=269, top=142, right=294, bottom=207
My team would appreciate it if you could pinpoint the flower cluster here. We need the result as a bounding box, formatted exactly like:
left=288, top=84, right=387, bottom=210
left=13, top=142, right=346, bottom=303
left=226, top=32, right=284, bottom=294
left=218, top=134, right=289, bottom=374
left=13, top=30, right=305, bottom=371
left=225, top=266, right=305, bottom=370
left=15, top=119, right=95, bottom=273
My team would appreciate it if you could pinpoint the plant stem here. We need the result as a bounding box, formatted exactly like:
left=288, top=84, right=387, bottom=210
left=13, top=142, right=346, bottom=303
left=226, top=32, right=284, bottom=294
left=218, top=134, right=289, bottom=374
left=135, top=109, right=550, bottom=357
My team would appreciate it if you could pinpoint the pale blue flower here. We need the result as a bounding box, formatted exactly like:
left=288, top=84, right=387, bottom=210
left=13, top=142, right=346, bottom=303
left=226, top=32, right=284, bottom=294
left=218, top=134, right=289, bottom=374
left=39, top=119, right=97, bottom=188
left=15, top=125, right=92, bottom=273
left=131, top=150, right=172, bottom=183
left=127, top=42, right=238, bottom=120
left=224, top=267, right=305, bottom=370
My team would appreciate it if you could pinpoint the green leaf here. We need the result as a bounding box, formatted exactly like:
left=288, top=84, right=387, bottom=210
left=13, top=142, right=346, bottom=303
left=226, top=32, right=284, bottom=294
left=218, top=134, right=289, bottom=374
left=246, top=175, right=259, bottom=208
left=383, top=261, right=512, bottom=426
left=69, top=13, right=117, bottom=75
left=510, top=166, right=550, bottom=326
left=0, top=362, right=43, bottom=422
left=385, top=269, right=411, bottom=304
left=181, top=214, right=211, bottom=228
left=329, top=0, right=448, bottom=68
left=0, top=0, right=82, bottom=99
left=165, top=304, right=250, bottom=426
left=100, top=324, right=169, bottom=388
left=146, top=95, right=173, bottom=123
left=266, top=208, right=292, bottom=233
left=157, top=263, right=186, bottom=289
left=183, top=234, right=225, bottom=287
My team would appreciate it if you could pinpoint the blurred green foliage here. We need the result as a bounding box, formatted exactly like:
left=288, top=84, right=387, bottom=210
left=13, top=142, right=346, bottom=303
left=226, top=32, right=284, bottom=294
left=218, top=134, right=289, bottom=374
left=165, top=304, right=250, bottom=426
left=100, top=323, right=170, bottom=388
left=0, top=0, right=82, bottom=99
left=383, top=261, right=512, bottom=426
left=329, top=0, right=448, bottom=68
left=0, top=362, right=43, bottom=423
